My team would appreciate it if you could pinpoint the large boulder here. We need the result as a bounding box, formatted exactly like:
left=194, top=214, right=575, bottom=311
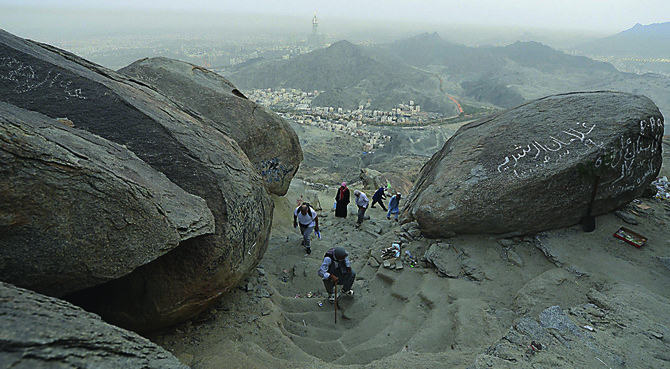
left=118, top=57, right=302, bottom=195
left=0, top=281, right=188, bottom=368
left=360, top=168, right=385, bottom=190
left=405, top=91, right=664, bottom=237
left=0, top=28, right=274, bottom=332
left=359, top=168, right=413, bottom=200
left=0, top=102, right=214, bottom=297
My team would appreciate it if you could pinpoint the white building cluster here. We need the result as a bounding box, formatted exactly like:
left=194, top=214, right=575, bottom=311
left=246, top=88, right=397, bottom=152
left=246, top=88, right=444, bottom=124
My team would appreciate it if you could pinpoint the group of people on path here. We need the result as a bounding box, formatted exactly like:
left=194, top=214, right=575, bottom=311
left=292, top=181, right=403, bottom=305
left=371, top=186, right=401, bottom=221
left=293, top=202, right=355, bottom=304
left=333, top=182, right=401, bottom=224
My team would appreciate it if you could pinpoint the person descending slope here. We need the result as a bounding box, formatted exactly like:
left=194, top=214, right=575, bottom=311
left=317, top=247, right=356, bottom=303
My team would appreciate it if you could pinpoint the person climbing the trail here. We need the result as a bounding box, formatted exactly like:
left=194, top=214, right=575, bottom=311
left=293, top=203, right=318, bottom=255
left=370, top=185, right=388, bottom=211
left=317, top=247, right=356, bottom=303
left=334, top=182, right=350, bottom=218
left=354, top=190, right=369, bottom=228
left=387, top=192, right=401, bottom=222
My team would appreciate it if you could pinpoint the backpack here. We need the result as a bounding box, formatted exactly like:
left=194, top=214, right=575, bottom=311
left=298, top=202, right=316, bottom=220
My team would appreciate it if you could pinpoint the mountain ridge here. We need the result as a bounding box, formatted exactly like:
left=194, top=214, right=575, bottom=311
left=226, top=31, right=670, bottom=119
left=574, top=22, right=670, bottom=57
left=227, top=39, right=459, bottom=114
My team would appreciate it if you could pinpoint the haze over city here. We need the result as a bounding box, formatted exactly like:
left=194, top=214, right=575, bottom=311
left=4, top=0, right=670, bottom=31
left=2, top=0, right=670, bottom=45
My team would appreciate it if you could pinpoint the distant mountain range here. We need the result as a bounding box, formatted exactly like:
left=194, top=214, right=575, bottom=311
left=575, top=22, right=670, bottom=58
left=226, top=40, right=460, bottom=115
left=384, top=32, right=615, bottom=75
left=226, top=32, right=670, bottom=120
left=381, top=33, right=618, bottom=107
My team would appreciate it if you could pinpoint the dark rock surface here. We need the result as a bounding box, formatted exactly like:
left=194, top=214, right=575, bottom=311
left=0, top=102, right=214, bottom=297
left=405, top=91, right=664, bottom=237
left=119, top=57, right=302, bottom=195
left=0, top=281, right=188, bottom=368
left=0, top=28, right=274, bottom=332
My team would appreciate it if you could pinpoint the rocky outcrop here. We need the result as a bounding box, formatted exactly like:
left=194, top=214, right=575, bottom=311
left=405, top=91, right=664, bottom=237
left=359, top=168, right=413, bottom=200
left=360, top=168, right=385, bottom=189
left=0, top=281, right=188, bottom=368
left=0, top=28, right=274, bottom=332
left=0, top=102, right=214, bottom=297
left=473, top=282, right=670, bottom=368
left=118, top=57, right=302, bottom=195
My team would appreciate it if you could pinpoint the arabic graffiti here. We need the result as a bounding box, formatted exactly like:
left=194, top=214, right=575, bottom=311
left=0, top=56, right=87, bottom=100
left=258, top=157, right=293, bottom=184
left=497, top=122, right=601, bottom=179
left=496, top=117, right=664, bottom=196
left=604, top=117, right=664, bottom=195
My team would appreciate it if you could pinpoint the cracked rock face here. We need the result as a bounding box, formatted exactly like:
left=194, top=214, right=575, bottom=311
left=119, top=57, right=303, bottom=196
left=404, top=92, right=664, bottom=237
left=0, top=281, right=188, bottom=369
left=0, top=28, right=274, bottom=332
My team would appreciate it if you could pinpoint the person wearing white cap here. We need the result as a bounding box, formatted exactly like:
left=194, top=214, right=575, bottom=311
left=387, top=192, right=402, bottom=221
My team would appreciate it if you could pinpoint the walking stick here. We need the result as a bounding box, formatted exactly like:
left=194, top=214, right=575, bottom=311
left=334, top=283, right=338, bottom=324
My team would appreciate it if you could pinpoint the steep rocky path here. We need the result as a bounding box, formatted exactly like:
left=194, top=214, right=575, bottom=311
left=149, top=154, right=670, bottom=368
left=148, top=181, right=556, bottom=367
left=265, top=214, right=457, bottom=365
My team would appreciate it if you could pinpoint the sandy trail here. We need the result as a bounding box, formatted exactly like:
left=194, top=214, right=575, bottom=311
left=148, top=141, right=670, bottom=369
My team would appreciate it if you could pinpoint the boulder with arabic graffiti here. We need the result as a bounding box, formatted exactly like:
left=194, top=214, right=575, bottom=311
left=0, top=28, right=273, bottom=333
left=404, top=91, right=664, bottom=237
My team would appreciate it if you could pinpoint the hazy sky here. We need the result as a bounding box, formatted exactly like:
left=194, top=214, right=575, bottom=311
left=3, top=0, right=669, bottom=33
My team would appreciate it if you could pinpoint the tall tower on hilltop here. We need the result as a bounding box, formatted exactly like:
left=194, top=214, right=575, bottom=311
left=309, top=12, right=323, bottom=49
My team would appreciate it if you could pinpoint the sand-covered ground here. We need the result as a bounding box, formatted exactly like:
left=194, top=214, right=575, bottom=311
left=148, top=135, right=670, bottom=369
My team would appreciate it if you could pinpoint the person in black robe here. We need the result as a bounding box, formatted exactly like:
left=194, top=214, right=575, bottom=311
left=335, top=182, right=350, bottom=218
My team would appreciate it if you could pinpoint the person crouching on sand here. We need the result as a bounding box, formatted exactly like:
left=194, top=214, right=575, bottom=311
left=317, top=247, right=355, bottom=303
